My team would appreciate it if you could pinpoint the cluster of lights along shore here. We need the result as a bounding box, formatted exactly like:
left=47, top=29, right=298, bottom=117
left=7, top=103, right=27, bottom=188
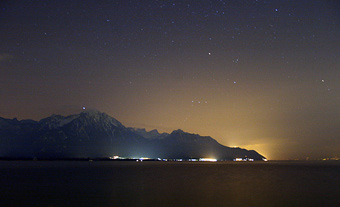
left=109, top=156, right=268, bottom=162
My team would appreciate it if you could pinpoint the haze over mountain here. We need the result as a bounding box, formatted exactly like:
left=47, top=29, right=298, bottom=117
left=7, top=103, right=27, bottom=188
left=0, top=110, right=265, bottom=160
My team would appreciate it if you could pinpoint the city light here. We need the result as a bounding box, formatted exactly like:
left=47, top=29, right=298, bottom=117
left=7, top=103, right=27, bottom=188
left=199, top=158, right=217, bottom=162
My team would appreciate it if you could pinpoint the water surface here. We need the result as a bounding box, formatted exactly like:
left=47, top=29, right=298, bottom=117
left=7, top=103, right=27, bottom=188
left=1, top=161, right=339, bottom=207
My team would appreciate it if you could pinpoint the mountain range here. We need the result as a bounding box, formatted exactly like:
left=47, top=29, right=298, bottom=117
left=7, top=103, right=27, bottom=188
left=0, top=110, right=265, bottom=160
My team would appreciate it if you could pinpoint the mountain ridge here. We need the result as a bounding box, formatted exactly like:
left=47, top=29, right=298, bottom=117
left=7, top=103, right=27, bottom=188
left=0, top=110, right=265, bottom=160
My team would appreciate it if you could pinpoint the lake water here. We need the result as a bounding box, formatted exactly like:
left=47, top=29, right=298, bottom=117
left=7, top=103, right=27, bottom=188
left=0, top=161, right=339, bottom=207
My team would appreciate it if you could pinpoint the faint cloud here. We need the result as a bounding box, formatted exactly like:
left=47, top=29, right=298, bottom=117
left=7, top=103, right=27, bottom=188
left=0, top=53, right=14, bottom=62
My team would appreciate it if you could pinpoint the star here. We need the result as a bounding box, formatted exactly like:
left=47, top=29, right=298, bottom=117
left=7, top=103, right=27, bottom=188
left=233, top=58, right=239, bottom=63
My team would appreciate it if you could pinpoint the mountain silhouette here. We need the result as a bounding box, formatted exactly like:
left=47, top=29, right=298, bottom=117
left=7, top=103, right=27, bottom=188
left=0, top=110, right=265, bottom=160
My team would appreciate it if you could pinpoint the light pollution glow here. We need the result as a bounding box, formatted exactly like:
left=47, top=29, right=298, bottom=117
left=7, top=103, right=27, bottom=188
left=1, top=1, right=340, bottom=160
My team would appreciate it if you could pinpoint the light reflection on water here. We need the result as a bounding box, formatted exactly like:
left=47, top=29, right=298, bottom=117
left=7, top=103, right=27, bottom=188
left=0, top=161, right=339, bottom=207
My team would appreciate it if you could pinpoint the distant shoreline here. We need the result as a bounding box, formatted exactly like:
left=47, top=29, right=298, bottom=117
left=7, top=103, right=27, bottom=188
left=1, top=157, right=339, bottom=163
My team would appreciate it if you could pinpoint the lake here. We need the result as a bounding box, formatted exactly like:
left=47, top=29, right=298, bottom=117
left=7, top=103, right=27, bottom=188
left=0, top=161, right=339, bottom=207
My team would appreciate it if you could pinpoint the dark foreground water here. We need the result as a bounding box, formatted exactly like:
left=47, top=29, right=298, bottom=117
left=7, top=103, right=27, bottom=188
left=0, top=161, right=339, bottom=207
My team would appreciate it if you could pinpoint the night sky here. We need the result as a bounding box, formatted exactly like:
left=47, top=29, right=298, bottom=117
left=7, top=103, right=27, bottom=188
left=1, top=0, right=340, bottom=160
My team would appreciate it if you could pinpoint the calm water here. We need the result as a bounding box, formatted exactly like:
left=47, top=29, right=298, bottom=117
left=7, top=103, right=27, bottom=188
left=0, top=161, right=339, bottom=207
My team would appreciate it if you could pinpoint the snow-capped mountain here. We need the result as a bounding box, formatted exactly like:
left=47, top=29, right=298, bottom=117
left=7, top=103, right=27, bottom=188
left=0, top=110, right=265, bottom=160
